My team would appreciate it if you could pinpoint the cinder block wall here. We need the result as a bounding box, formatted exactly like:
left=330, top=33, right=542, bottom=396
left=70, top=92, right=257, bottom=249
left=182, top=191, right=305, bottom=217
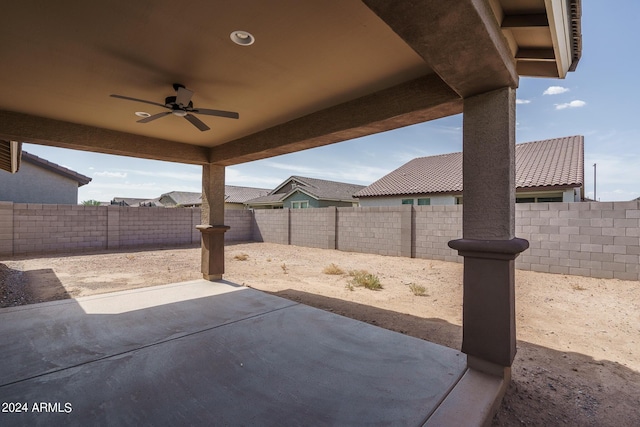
left=289, top=208, right=330, bottom=249
left=414, top=205, right=463, bottom=263
left=12, top=204, right=108, bottom=255
left=336, top=206, right=405, bottom=257
left=252, top=210, right=289, bottom=245
left=0, top=202, right=14, bottom=255
left=225, top=210, right=253, bottom=241
left=118, top=207, right=194, bottom=247
left=2, top=202, right=639, bottom=281
left=515, top=201, right=640, bottom=280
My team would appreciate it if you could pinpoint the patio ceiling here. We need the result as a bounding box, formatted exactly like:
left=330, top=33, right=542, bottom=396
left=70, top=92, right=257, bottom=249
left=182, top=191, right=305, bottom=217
left=0, top=0, right=580, bottom=167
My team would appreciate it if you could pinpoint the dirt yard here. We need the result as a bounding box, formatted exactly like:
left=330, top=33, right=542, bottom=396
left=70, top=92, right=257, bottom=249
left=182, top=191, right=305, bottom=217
left=1, top=242, right=639, bottom=426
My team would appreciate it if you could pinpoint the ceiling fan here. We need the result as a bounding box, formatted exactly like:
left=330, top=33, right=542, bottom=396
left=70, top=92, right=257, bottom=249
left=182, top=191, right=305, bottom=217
left=110, top=83, right=239, bottom=132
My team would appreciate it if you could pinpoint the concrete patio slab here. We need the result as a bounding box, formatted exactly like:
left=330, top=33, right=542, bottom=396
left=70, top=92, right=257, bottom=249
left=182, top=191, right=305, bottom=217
left=0, top=280, right=499, bottom=426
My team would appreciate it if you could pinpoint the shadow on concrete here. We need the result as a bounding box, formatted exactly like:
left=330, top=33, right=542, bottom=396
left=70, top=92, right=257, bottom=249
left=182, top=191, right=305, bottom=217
left=266, top=288, right=640, bottom=427
left=266, top=288, right=462, bottom=350
left=0, top=281, right=468, bottom=426
left=0, top=264, right=69, bottom=308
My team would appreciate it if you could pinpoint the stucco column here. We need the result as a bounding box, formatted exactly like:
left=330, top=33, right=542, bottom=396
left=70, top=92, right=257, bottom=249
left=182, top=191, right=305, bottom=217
left=198, top=164, right=229, bottom=281
left=448, top=87, right=528, bottom=373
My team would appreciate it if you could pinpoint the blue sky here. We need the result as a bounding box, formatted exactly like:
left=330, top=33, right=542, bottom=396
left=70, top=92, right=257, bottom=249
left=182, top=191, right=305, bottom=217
left=25, top=1, right=639, bottom=203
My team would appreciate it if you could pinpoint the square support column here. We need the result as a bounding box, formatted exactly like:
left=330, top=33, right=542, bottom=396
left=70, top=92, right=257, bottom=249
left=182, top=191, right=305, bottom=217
left=448, top=87, right=528, bottom=372
left=198, top=164, right=229, bottom=281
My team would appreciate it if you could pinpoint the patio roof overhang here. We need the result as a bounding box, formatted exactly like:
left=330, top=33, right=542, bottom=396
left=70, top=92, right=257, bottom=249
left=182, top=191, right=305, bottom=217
left=0, top=0, right=580, bottom=167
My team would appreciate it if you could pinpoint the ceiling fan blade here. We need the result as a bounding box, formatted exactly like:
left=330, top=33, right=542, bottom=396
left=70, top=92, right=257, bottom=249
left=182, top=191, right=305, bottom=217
left=176, top=87, right=194, bottom=107
left=192, top=108, right=239, bottom=119
left=110, top=94, right=167, bottom=108
left=184, top=113, right=210, bottom=131
left=137, top=111, right=171, bottom=123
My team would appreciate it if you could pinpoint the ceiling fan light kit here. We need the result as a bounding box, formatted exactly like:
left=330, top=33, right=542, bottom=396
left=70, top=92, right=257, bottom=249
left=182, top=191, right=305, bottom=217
left=110, top=83, right=239, bottom=132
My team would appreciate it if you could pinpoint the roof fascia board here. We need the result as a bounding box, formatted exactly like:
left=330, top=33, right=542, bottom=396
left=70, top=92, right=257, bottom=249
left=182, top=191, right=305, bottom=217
left=270, top=176, right=303, bottom=195
left=0, top=110, right=209, bottom=165
left=282, top=188, right=319, bottom=202
left=544, top=0, right=573, bottom=78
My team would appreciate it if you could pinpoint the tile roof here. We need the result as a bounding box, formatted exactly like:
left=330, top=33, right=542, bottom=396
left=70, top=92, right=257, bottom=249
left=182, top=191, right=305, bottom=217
left=356, top=135, right=584, bottom=197
left=21, top=151, right=92, bottom=186
left=161, top=191, right=202, bottom=206
left=224, top=185, right=270, bottom=204
left=247, top=176, right=365, bottom=205
left=287, top=176, right=366, bottom=201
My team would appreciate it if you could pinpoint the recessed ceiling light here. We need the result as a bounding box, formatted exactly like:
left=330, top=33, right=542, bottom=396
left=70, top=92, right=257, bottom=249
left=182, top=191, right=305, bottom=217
left=230, top=30, right=255, bottom=46
left=135, top=111, right=151, bottom=118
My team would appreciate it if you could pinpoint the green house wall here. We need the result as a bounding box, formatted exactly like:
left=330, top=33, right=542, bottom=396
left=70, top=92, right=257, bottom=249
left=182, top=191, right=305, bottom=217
left=282, top=191, right=354, bottom=208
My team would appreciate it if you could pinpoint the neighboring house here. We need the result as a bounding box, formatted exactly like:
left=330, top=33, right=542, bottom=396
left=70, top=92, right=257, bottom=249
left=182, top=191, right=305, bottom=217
left=356, top=136, right=584, bottom=206
left=111, top=197, right=153, bottom=207
left=224, top=185, right=271, bottom=210
left=113, top=186, right=270, bottom=209
left=0, top=151, right=91, bottom=204
left=245, top=176, right=365, bottom=209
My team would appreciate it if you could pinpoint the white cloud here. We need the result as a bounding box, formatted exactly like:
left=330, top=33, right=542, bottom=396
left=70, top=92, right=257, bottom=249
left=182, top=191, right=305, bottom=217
left=516, top=99, right=531, bottom=104
left=543, top=86, right=570, bottom=95
left=555, top=100, right=587, bottom=110
left=94, top=171, right=127, bottom=178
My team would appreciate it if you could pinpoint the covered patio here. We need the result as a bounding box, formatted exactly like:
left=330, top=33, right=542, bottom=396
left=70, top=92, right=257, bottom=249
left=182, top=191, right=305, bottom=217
left=1, top=280, right=500, bottom=426
left=0, top=0, right=581, bottom=425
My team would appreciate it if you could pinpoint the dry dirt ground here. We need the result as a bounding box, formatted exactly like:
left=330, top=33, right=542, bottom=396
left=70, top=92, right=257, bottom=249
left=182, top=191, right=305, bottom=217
left=1, top=242, right=639, bottom=426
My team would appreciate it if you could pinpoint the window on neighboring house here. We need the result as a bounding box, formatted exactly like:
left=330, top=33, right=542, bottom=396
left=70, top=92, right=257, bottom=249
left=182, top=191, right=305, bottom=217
left=455, top=197, right=463, bottom=205
left=417, top=198, right=431, bottom=206
left=291, top=200, right=309, bottom=209
left=401, top=199, right=414, bottom=205
left=516, top=197, right=535, bottom=203
left=537, top=197, right=563, bottom=203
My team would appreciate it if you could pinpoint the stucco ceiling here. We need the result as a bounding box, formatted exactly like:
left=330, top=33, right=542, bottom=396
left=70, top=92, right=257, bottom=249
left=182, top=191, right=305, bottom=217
left=0, top=0, right=580, bottom=166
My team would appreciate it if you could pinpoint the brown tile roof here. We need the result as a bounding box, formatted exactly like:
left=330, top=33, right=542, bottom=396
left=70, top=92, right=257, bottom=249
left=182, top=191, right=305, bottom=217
left=356, top=135, right=584, bottom=197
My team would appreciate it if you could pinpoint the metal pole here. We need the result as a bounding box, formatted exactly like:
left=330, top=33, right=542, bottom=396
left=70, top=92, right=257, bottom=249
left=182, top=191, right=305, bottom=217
left=593, top=163, right=597, bottom=201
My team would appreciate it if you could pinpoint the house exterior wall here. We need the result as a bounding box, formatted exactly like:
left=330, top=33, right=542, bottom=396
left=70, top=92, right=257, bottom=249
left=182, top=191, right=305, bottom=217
left=360, top=189, right=582, bottom=207
left=359, top=195, right=456, bottom=206
left=282, top=191, right=354, bottom=209
left=283, top=191, right=320, bottom=208
left=0, top=162, right=80, bottom=204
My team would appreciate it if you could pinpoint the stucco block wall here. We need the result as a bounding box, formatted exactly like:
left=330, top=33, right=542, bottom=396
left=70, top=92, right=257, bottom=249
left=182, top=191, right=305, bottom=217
left=252, top=210, right=289, bottom=245
left=0, top=162, right=79, bottom=205
left=414, top=205, right=463, bottom=263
